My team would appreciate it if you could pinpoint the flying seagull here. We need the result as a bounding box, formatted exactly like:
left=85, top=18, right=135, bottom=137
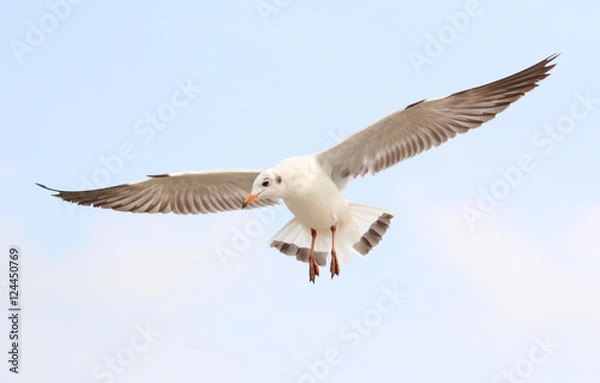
left=38, top=54, right=557, bottom=283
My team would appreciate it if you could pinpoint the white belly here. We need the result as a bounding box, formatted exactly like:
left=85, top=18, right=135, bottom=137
left=284, top=173, right=349, bottom=231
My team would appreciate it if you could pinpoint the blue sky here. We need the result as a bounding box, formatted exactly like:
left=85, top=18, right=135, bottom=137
left=1, top=1, right=599, bottom=382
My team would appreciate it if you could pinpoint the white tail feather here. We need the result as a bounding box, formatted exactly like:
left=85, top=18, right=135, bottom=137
left=269, top=203, right=393, bottom=266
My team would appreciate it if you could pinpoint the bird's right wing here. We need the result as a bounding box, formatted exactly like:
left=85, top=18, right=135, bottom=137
left=37, top=169, right=279, bottom=214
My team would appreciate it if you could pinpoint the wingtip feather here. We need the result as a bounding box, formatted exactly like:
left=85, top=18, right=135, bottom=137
left=36, top=182, right=58, bottom=192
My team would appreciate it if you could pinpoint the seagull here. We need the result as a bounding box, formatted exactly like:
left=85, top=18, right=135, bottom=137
left=38, top=55, right=557, bottom=283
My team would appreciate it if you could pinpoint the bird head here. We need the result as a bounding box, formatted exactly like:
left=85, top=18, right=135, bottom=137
left=242, top=170, right=283, bottom=208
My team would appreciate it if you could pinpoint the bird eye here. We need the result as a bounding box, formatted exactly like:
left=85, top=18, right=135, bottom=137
left=262, top=180, right=270, bottom=187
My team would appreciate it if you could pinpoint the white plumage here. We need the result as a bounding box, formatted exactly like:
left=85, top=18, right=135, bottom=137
left=38, top=55, right=557, bottom=282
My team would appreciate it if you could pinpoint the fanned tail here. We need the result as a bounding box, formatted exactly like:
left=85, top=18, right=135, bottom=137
left=269, top=203, right=393, bottom=266
left=270, top=219, right=329, bottom=266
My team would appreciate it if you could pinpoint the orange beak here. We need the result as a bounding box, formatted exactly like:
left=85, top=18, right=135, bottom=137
left=242, top=192, right=261, bottom=209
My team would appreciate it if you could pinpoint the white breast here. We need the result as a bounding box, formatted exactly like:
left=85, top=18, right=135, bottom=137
left=278, top=155, right=350, bottom=231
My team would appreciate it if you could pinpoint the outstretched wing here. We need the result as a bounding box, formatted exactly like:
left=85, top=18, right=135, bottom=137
left=317, top=54, right=558, bottom=189
left=37, top=169, right=279, bottom=214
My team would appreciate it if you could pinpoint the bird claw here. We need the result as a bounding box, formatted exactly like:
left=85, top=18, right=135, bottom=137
left=330, top=251, right=340, bottom=279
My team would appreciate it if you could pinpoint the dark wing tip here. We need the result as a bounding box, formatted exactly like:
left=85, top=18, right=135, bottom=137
left=147, top=173, right=170, bottom=178
left=36, top=182, right=59, bottom=192
left=447, top=53, right=559, bottom=99
left=541, top=53, right=560, bottom=73
left=405, top=99, right=425, bottom=109
left=537, top=52, right=560, bottom=74
left=530, top=53, right=560, bottom=76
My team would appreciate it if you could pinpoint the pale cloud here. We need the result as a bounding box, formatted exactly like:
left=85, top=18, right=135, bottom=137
left=564, top=204, right=600, bottom=269
left=34, top=217, right=248, bottom=310
left=417, top=204, right=600, bottom=334
left=13, top=216, right=254, bottom=383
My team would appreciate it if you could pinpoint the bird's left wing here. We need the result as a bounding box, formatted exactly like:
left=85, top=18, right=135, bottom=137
left=37, top=169, right=279, bottom=214
left=316, top=54, right=557, bottom=189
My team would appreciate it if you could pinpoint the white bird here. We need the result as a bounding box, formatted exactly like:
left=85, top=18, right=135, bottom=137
left=38, top=55, right=557, bottom=283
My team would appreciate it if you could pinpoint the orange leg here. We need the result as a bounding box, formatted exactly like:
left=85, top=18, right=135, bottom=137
left=330, top=226, right=340, bottom=279
left=309, top=228, right=320, bottom=283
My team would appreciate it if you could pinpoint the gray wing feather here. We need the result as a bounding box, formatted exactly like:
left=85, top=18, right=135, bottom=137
left=317, top=54, right=558, bottom=189
left=37, top=169, right=278, bottom=214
